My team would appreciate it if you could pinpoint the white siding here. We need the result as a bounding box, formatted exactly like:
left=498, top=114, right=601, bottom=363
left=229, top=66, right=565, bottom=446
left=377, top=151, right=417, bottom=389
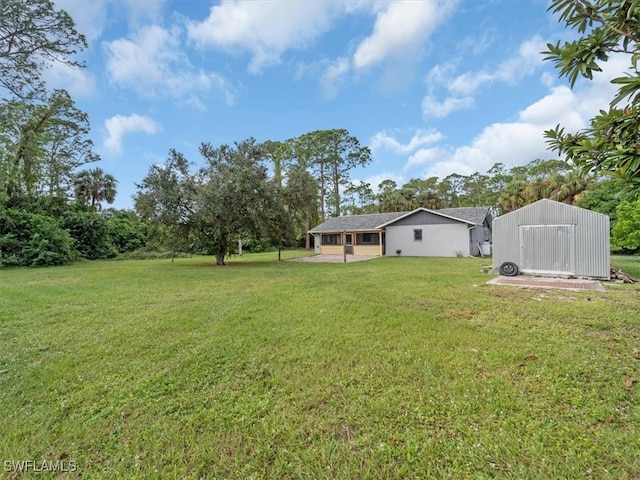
left=385, top=224, right=469, bottom=257
left=313, top=234, right=321, bottom=253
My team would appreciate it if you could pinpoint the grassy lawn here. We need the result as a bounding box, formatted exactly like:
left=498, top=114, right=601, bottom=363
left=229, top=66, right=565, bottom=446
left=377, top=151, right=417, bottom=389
left=1, top=253, right=639, bottom=479
left=612, top=254, right=640, bottom=279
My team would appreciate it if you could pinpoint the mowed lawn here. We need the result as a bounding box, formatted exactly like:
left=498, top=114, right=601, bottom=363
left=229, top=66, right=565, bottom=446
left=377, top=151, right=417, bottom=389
left=1, top=253, right=639, bottom=479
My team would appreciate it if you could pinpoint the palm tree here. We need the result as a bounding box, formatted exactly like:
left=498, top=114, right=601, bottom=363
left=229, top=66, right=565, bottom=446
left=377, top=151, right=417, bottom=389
left=73, top=167, right=117, bottom=211
left=550, top=170, right=594, bottom=205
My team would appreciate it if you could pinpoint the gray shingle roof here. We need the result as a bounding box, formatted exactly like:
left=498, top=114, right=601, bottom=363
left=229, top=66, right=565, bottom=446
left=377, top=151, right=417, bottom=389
left=437, top=207, right=491, bottom=226
left=309, top=212, right=405, bottom=232
left=309, top=207, right=490, bottom=233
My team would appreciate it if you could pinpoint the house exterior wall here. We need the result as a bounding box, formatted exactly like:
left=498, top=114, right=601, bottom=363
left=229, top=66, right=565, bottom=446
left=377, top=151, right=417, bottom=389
left=313, top=234, right=321, bottom=253
left=469, top=224, right=491, bottom=256
left=385, top=224, right=469, bottom=257
left=317, top=231, right=382, bottom=256
left=318, top=244, right=380, bottom=255
left=492, top=200, right=610, bottom=278
left=320, top=245, right=343, bottom=255
left=354, top=245, right=381, bottom=256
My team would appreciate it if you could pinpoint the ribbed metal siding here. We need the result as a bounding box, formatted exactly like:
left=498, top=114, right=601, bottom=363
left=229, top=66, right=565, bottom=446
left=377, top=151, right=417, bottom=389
left=519, top=225, right=576, bottom=274
left=574, top=207, right=610, bottom=277
left=493, top=199, right=610, bottom=279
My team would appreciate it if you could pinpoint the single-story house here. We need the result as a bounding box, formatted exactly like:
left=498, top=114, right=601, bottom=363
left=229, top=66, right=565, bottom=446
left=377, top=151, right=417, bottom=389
left=492, top=199, right=610, bottom=279
left=309, top=207, right=492, bottom=258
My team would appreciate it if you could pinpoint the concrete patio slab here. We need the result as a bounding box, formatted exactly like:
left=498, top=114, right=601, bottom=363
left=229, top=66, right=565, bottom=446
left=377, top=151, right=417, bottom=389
left=487, top=275, right=606, bottom=292
left=287, top=254, right=378, bottom=263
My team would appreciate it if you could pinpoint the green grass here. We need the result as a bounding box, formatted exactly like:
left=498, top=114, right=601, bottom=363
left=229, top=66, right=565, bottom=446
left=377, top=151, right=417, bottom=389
left=1, top=253, right=639, bottom=479
left=612, top=254, right=640, bottom=279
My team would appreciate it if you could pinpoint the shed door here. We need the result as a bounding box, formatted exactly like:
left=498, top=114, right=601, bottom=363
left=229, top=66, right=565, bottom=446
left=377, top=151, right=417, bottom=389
left=519, top=225, right=576, bottom=275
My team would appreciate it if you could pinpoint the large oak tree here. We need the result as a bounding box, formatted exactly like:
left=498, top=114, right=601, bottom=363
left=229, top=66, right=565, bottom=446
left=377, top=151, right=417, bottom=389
left=135, top=139, right=294, bottom=265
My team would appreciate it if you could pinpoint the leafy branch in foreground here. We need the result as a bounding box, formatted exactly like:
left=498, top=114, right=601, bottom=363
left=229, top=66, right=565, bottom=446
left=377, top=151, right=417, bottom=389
left=543, top=0, right=640, bottom=188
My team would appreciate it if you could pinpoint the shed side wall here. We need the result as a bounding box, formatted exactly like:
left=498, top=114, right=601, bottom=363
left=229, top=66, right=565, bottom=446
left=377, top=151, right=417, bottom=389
left=575, top=208, right=610, bottom=278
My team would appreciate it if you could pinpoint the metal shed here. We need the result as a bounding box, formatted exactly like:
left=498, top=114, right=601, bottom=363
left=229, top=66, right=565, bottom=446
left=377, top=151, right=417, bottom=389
left=492, top=199, right=610, bottom=279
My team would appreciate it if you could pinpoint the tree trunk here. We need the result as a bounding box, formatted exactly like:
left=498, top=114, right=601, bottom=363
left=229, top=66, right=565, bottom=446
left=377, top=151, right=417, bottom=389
left=216, top=254, right=226, bottom=266
left=319, top=162, right=326, bottom=221
left=332, top=162, right=340, bottom=217
left=305, top=214, right=310, bottom=250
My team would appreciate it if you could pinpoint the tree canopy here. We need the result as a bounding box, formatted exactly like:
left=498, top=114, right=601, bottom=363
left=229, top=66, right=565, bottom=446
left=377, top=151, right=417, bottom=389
left=135, top=139, right=295, bottom=265
left=73, top=167, right=118, bottom=212
left=294, top=129, right=371, bottom=219
left=544, top=0, right=640, bottom=187
left=0, top=0, right=87, bottom=100
left=0, top=0, right=99, bottom=206
left=0, top=89, right=99, bottom=200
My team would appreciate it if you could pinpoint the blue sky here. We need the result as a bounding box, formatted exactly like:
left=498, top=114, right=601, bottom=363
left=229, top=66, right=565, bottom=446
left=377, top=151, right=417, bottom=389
left=47, top=0, right=626, bottom=210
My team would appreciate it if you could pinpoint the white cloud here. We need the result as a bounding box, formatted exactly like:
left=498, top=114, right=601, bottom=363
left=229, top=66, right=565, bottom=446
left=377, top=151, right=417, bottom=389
left=54, top=0, right=108, bottom=43
left=104, top=114, right=161, bottom=154
left=119, top=0, right=166, bottom=26
left=54, top=0, right=167, bottom=43
left=370, top=129, right=443, bottom=155
left=406, top=147, right=449, bottom=170
left=449, top=36, right=545, bottom=96
left=410, top=111, right=563, bottom=180
left=187, top=0, right=456, bottom=93
left=357, top=171, right=406, bottom=193
left=412, top=55, right=629, bottom=179
left=423, top=36, right=546, bottom=118
left=518, top=85, right=583, bottom=128
left=104, top=25, right=235, bottom=106
left=43, top=62, right=96, bottom=98
left=353, top=0, right=458, bottom=70
left=448, top=72, right=494, bottom=97
left=422, top=95, right=474, bottom=118
left=188, top=0, right=340, bottom=74
left=320, top=57, right=350, bottom=99
left=105, top=26, right=176, bottom=90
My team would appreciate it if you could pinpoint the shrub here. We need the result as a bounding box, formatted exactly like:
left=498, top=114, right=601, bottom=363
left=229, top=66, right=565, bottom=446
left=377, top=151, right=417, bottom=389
left=612, top=200, right=640, bottom=254
left=103, top=210, right=147, bottom=253
left=62, top=211, right=117, bottom=260
left=0, top=209, right=74, bottom=267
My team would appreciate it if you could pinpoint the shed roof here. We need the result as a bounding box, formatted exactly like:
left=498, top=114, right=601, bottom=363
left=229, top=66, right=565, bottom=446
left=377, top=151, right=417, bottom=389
left=309, top=206, right=490, bottom=233
left=493, top=198, right=608, bottom=222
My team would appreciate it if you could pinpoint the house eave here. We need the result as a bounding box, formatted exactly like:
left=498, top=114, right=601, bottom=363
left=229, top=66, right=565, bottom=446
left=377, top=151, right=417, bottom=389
left=309, top=228, right=385, bottom=234
left=376, top=207, right=477, bottom=228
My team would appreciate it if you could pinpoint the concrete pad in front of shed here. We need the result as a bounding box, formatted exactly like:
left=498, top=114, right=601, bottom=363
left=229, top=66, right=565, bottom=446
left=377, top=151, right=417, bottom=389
left=487, top=275, right=606, bottom=292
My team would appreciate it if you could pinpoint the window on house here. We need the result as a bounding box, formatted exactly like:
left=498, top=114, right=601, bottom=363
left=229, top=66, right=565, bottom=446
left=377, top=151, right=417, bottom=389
left=413, top=229, right=423, bottom=241
left=356, top=233, right=380, bottom=245
left=321, top=234, right=342, bottom=245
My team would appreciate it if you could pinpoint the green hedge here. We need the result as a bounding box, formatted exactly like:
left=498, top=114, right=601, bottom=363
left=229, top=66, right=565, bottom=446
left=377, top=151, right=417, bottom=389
left=0, top=209, right=74, bottom=267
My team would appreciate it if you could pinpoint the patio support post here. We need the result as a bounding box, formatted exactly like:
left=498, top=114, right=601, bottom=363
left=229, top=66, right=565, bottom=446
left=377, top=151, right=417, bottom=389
left=343, top=230, right=347, bottom=263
